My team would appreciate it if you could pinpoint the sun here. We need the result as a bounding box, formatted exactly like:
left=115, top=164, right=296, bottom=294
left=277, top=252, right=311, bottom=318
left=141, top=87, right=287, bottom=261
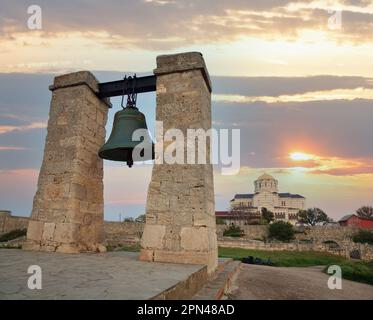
left=289, top=152, right=313, bottom=161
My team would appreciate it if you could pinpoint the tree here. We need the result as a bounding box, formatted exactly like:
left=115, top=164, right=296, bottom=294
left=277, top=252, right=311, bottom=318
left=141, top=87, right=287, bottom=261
left=298, top=208, right=330, bottom=226
left=268, top=221, right=295, bottom=241
left=223, top=225, right=244, bottom=237
left=352, top=230, right=373, bottom=245
left=123, top=217, right=134, bottom=222
left=135, top=214, right=146, bottom=223
left=261, top=207, right=274, bottom=224
left=356, top=206, right=373, bottom=219
left=216, top=217, right=226, bottom=225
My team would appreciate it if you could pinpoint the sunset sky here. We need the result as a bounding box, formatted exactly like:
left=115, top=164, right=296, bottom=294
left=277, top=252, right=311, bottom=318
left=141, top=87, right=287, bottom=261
left=0, top=0, right=372, bottom=221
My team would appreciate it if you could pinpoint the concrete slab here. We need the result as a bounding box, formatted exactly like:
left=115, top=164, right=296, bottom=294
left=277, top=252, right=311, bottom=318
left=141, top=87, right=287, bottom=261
left=0, top=249, right=205, bottom=300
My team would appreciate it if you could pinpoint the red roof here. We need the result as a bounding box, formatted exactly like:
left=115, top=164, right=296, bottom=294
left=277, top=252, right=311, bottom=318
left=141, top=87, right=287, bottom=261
left=215, top=211, right=230, bottom=217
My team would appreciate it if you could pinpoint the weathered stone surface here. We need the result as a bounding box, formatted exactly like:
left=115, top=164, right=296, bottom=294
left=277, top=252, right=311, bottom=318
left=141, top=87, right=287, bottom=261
left=180, top=227, right=209, bottom=251
left=26, top=220, right=44, bottom=241
left=141, top=224, right=166, bottom=249
left=24, top=71, right=108, bottom=253
left=140, top=52, right=218, bottom=274
left=42, top=222, right=56, bottom=241
left=0, top=250, right=207, bottom=300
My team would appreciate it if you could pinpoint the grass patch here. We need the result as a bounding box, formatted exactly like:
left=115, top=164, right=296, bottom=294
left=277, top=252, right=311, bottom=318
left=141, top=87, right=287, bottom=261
left=218, top=247, right=346, bottom=267
left=325, top=261, right=373, bottom=286
left=218, top=247, right=373, bottom=286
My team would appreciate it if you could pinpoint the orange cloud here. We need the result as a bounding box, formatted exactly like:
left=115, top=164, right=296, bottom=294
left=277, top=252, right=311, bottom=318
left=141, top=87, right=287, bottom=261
left=0, top=146, right=26, bottom=151
left=287, top=152, right=373, bottom=176
left=0, top=122, right=46, bottom=135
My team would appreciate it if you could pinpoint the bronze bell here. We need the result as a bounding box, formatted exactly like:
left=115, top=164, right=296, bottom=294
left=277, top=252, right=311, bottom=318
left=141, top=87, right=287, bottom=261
left=98, top=106, right=154, bottom=167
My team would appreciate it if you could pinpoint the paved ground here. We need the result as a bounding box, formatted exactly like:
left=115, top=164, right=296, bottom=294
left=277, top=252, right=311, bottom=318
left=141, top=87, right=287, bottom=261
left=228, top=264, right=373, bottom=300
left=0, top=249, right=204, bottom=299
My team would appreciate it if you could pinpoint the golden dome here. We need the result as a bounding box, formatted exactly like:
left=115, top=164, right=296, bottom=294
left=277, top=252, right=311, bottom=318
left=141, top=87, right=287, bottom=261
left=257, top=173, right=275, bottom=180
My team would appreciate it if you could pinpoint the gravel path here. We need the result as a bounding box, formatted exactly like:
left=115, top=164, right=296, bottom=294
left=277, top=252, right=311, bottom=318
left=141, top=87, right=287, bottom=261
left=228, top=264, right=373, bottom=300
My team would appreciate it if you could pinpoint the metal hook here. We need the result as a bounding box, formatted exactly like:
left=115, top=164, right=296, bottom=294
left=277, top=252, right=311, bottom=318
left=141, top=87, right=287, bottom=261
left=121, top=75, right=128, bottom=109
left=120, top=74, right=138, bottom=109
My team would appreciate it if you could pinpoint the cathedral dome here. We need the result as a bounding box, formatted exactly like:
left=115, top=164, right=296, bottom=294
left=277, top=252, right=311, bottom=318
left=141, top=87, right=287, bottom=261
left=257, top=173, right=275, bottom=181
left=254, top=173, right=278, bottom=193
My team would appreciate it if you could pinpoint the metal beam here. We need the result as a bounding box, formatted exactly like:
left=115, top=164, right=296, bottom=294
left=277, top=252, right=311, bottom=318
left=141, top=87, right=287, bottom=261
left=98, top=75, right=156, bottom=99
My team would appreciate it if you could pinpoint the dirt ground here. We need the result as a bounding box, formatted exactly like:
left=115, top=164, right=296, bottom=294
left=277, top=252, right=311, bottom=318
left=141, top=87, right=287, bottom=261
left=228, top=264, right=373, bottom=300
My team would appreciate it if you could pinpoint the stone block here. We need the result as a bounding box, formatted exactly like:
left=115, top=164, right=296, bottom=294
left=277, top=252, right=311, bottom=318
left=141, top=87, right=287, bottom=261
left=56, top=244, right=81, bottom=253
left=139, top=248, right=155, bottom=262
left=54, top=222, right=79, bottom=244
left=22, top=242, right=41, bottom=251
left=154, top=250, right=210, bottom=265
left=42, top=222, right=56, bottom=241
left=27, top=221, right=44, bottom=241
left=141, top=224, right=166, bottom=249
left=180, top=227, right=209, bottom=251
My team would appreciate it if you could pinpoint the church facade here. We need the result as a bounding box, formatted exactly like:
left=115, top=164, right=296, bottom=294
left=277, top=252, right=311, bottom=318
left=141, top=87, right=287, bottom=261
left=230, top=173, right=306, bottom=224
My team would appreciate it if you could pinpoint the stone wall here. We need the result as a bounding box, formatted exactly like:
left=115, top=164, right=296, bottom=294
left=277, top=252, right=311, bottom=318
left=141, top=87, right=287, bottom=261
left=218, top=237, right=373, bottom=261
left=294, top=225, right=357, bottom=242
left=3, top=213, right=372, bottom=261
left=216, top=224, right=268, bottom=239
left=217, top=224, right=359, bottom=243
left=0, top=211, right=29, bottom=234
left=104, top=222, right=144, bottom=247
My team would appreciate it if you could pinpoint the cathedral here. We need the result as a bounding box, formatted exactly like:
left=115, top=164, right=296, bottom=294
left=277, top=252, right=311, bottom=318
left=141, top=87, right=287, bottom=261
left=230, top=173, right=306, bottom=224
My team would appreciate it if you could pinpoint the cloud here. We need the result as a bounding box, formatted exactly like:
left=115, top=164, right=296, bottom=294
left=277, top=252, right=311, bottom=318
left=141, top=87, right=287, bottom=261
left=285, top=152, right=373, bottom=176
left=213, top=87, right=373, bottom=103
left=212, top=75, right=373, bottom=97
left=0, top=146, right=26, bottom=150
left=1, top=0, right=373, bottom=51
left=0, top=121, right=46, bottom=134
left=212, top=98, right=373, bottom=169
left=1, top=72, right=373, bottom=173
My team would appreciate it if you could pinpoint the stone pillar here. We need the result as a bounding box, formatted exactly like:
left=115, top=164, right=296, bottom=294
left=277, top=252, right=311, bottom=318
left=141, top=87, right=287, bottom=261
left=24, top=71, right=109, bottom=253
left=140, top=52, right=218, bottom=274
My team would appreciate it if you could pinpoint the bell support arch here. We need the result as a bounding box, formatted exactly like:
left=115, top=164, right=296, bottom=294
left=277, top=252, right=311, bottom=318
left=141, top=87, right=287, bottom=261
left=24, top=52, right=218, bottom=275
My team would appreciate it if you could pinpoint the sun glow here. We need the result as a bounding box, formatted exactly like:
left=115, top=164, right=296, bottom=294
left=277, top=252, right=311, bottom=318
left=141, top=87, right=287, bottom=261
left=289, top=152, right=313, bottom=161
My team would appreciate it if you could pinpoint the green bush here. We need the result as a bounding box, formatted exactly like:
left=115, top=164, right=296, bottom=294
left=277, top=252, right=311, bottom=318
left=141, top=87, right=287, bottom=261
left=259, top=218, right=269, bottom=225
left=353, top=230, right=373, bottom=245
left=216, top=217, right=226, bottom=225
left=223, top=225, right=244, bottom=237
left=325, top=261, right=373, bottom=286
left=268, top=221, right=295, bottom=242
left=0, top=228, right=27, bottom=242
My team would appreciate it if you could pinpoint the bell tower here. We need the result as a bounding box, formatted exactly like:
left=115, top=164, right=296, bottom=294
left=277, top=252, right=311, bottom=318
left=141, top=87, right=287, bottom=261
left=23, top=53, right=218, bottom=276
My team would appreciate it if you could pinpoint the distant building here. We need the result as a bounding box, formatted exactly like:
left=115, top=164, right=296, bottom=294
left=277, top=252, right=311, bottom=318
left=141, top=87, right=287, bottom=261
left=338, top=214, right=373, bottom=229
left=215, top=210, right=261, bottom=226
left=229, top=173, right=306, bottom=225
